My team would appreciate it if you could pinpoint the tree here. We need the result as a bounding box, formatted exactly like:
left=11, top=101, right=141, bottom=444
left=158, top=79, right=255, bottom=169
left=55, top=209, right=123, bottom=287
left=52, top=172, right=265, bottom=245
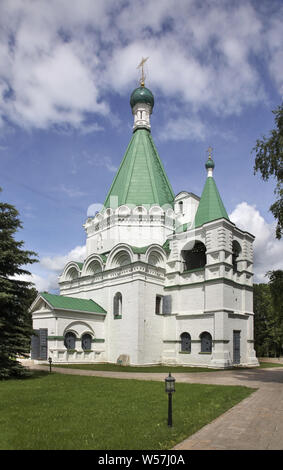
left=267, top=270, right=283, bottom=357
left=0, top=191, right=38, bottom=379
left=253, top=270, right=283, bottom=358
left=253, top=283, right=273, bottom=357
left=253, top=102, right=283, bottom=239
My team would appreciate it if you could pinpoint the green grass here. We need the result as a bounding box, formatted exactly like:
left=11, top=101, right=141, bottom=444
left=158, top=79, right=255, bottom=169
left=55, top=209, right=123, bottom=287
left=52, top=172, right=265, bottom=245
left=0, top=371, right=255, bottom=450
left=47, top=361, right=282, bottom=373
left=50, top=363, right=222, bottom=373
left=258, top=361, right=283, bottom=368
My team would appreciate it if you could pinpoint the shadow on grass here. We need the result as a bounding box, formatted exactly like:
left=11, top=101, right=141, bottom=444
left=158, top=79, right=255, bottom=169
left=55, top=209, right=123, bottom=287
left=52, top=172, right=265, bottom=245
left=19, top=369, right=50, bottom=381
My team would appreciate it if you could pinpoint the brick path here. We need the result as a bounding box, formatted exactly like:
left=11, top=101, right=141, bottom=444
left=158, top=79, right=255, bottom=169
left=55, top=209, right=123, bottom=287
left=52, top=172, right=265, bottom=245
left=29, top=364, right=283, bottom=450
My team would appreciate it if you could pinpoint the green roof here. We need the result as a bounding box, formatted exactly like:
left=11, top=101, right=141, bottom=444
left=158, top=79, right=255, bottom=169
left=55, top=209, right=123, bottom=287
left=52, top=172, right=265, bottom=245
left=162, top=239, right=171, bottom=253
left=194, top=176, right=229, bottom=228
left=104, top=128, right=175, bottom=209
left=130, top=245, right=149, bottom=254
left=74, top=262, right=83, bottom=269
left=40, top=292, right=107, bottom=314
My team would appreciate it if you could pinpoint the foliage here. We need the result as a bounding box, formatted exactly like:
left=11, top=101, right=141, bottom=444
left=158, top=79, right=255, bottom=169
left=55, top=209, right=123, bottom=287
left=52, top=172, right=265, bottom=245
left=253, top=270, right=283, bottom=357
left=0, top=191, right=38, bottom=379
left=0, top=372, right=254, bottom=450
left=253, top=102, right=283, bottom=239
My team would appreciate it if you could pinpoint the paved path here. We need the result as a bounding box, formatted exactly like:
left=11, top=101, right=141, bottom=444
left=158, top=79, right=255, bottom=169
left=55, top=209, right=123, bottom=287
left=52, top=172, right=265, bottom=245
left=30, top=364, right=283, bottom=450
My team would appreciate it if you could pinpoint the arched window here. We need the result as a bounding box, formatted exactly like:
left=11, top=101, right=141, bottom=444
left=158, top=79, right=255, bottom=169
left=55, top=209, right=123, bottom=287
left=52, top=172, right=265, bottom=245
left=64, top=332, right=76, bottom=350
left=179, top=201, right=183, bottom=215
left=113, top=292, right=122, bottom=317
left=148, top=251, right=164, bottom=268
left=182, top=241, right=206, bottom=271
left=232, top=241, right=241, bottom=273
left=180, top=332, right=191, bottom=353
left=113, top=250, right=131, bottom=268
left=200, top=332, right=212, bottom=353
left=66, top=267, right=79, bottom=281
left=86, top=260, right=102, bottom=275
left=81, top=333, right=92, bottom=351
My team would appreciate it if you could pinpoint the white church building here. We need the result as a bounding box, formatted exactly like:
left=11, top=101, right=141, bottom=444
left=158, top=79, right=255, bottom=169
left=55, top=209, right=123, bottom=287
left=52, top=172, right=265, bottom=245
left=30, top=79, right=259, bottom=369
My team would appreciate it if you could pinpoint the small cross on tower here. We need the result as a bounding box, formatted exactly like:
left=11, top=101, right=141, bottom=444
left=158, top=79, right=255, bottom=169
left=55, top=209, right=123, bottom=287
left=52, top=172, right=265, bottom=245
left=137, top=57, right=149, bottom=87
left=207, top=146, right=213, bottom=159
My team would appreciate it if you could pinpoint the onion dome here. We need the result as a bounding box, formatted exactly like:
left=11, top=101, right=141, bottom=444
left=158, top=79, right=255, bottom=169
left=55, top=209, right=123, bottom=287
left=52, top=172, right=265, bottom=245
left=130, top=86, right=154, bottom=109
left=205, top=157, right=215, bottom=170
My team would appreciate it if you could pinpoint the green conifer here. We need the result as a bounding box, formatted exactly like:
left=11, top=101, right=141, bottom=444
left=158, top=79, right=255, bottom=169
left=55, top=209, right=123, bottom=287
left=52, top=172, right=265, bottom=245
left=0, top=190, right=38, bottom=379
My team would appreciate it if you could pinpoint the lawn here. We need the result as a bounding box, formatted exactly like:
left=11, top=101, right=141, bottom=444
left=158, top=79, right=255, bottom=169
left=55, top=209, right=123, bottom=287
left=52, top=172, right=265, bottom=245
left=51, top=363, right=222, bottom=373
left=47, top=361, right=282, bottom=373
left=257, top=361, right=283, bottom=368
left=0, top=371, right=255, bottom=450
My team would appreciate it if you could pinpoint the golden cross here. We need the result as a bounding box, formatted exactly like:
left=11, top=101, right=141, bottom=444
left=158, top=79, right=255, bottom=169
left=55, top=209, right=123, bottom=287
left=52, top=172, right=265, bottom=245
left=137, top=56, right=149, bottom=86
left=207, top=146, right=213, bottom=159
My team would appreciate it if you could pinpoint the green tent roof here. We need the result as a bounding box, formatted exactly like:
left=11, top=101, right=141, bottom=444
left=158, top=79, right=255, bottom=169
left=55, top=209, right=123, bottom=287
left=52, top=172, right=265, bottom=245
left=104, top=128, right=175, bottom=209
left=194, top=176, right=229, bottom=228
left=40, top=292, right=107, bottom=314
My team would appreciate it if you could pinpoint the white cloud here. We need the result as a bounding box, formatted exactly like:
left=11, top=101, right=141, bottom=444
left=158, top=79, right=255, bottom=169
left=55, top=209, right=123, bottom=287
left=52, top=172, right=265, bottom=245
left=157, top=116, right=206, bottom=142
left=40, top=245, right=86, bottom=272
left=13, top=271, right=59, bottom=293
left=0, top=0, right=282, bottom=133
left=265, top=15, right=283, bottom=94
left=229, top=202, right=283, bottom=282
left=23, top=244, right=87, bottom=292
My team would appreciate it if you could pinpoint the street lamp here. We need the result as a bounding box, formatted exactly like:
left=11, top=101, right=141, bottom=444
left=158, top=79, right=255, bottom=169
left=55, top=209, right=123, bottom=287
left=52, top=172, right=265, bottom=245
left=165, top=372, right=175, bottom=427
left=48, top=356, right=52, bottom=373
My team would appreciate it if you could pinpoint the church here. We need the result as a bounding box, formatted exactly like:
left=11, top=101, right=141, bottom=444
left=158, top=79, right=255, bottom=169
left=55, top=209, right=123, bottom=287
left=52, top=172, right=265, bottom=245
left=30, top=68, right=259, bottom=369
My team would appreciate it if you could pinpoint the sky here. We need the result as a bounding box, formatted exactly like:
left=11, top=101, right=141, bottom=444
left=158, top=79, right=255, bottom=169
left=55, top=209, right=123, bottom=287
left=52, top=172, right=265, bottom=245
left=0, top=0, right=282, bottom=292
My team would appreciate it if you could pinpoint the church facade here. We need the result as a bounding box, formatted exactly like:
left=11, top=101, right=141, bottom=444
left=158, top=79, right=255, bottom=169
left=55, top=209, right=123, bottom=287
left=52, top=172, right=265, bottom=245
left=30, top=82, right=259, bottom=369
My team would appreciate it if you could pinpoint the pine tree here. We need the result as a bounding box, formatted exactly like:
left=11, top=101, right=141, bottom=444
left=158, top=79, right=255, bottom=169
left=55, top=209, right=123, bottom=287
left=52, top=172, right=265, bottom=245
left=0, top=191, right=38, bottom=379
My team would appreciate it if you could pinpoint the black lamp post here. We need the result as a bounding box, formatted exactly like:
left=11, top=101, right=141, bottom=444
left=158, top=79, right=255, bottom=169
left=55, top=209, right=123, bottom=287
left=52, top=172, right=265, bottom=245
left=165, top=372, right=175, bottom=427
left=48, top=356, right=52, bottom=373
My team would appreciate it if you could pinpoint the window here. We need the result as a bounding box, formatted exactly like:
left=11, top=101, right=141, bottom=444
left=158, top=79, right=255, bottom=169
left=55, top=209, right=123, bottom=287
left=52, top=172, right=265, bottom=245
left=64, top=332, right=76, bottom=350
left=113, top=292, right=122, bottom=317
left=182, top=241, right=206, bottom=271
left=178, top=201, right=183, bottom=215
left=180, top=332, right=191, bottom=353
left=155, top=295, right=162, bottom=314
left=148, top=251, right=164, bottom=267
left=86, top=260, right=102, bottom=275
left=200, top=332, right=212, bottom=353
left=232, top=241, right=241, bottom=273
left=82, top=333, right=92, bottom=351
left=113, top=250, right=131, bottom=267
left=66, top=267, right=79, bottom=281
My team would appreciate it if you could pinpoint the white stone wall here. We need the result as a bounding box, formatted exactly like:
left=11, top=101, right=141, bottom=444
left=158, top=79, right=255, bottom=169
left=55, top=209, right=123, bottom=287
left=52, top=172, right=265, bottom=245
left=84, top=206, right=175, bottom=257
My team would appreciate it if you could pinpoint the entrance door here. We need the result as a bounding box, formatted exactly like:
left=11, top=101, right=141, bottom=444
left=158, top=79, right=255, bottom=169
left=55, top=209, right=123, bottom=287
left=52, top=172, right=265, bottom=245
left=233, top=330, right=241, bottom=364
left=31, top=328, right=48, bottom=360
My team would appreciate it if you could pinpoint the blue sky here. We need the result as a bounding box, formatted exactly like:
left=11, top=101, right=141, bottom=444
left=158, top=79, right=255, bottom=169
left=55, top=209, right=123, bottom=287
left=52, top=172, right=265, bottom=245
left=0, top=0, right=282, bottom=290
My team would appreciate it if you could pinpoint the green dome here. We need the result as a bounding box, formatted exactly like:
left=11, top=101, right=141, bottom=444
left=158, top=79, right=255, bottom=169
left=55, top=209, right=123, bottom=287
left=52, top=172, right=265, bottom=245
left=130, top=86, right=154, bottom=109
left=205, top=158, right=215, bottom=169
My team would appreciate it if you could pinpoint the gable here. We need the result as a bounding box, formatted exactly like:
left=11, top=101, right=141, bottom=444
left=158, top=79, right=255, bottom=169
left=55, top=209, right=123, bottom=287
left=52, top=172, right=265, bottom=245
left=31, top=293, right=107, bottom=315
